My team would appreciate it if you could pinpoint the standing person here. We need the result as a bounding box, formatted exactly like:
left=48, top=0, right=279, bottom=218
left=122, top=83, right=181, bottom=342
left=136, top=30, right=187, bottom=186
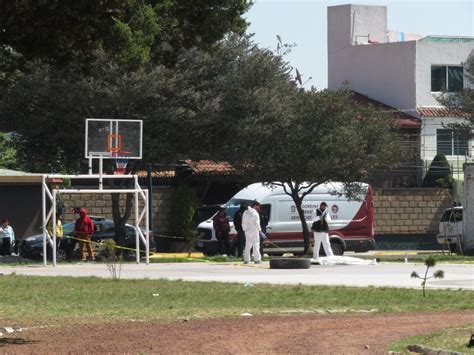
left=213, top=207, right=231, bottom=256
left=49, top=212, right=63, bottom=253
left=242, top=201, right=262, bottom=264
left=311, top=202, right=334, bottom=260
left=74, top=208, right=95, bottom=261
left=1, top=218, right=14, bottom=256
left=233, top=203, right=247, bottom=258
left=258, top=205, right=268, bottom=257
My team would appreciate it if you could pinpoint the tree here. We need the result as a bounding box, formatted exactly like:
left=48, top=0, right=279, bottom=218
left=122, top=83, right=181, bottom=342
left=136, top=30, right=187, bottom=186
left=0, top=34, right=290, bottom=246
left=226, top=89, right=399, bottom=253
left=0, top=0, right=250, bottom=71
left=0, top=132, right=19, bottom=170
left=411, top=257, right=444, bottom=298
left=169, top=184, right=200, bottom=255
left=422, top=153, right=453, bottom=188
left=437, top=55, right=474, bottom=137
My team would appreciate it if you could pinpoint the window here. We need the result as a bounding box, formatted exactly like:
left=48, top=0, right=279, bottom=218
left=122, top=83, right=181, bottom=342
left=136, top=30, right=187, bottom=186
left=431, top=66, right=464, bottom=92
left=261, top=204, right=271, bottom=222
left=436, top=129, right=469, bottom=156
left=441, top=209, right=463, bottom=223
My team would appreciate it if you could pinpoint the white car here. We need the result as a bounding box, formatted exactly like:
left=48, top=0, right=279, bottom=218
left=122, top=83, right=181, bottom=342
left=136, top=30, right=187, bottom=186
left=436, top=207, right=463, bottom=252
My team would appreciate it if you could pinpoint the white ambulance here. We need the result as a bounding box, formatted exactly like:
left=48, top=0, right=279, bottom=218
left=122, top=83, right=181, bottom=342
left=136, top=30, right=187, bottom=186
left=196, top=182, right=375, bottom=256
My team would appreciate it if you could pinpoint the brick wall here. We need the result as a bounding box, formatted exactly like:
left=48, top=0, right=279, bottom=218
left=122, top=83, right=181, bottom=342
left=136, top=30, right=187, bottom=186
left=374, top=188, right=452, bottom=235
left=60, top=187, right=173, bottom=234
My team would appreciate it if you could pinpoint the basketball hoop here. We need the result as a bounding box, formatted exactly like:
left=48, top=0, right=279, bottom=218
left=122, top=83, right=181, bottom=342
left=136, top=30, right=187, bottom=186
left=112, top=151, right=131, bottom=175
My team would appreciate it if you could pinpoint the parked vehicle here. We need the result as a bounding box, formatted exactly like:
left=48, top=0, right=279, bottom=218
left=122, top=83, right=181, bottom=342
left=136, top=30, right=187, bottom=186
left=436, top=207, right=463, bottom=252
left=196, top=182, right=375, bottom=256
left=18, top=216, right=154, bottom=261
left=193, top=204, right=222, bottom=227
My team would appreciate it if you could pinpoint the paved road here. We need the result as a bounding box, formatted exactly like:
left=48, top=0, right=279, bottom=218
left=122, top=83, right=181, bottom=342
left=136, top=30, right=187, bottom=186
left=1, top=261, right=473, bottom=289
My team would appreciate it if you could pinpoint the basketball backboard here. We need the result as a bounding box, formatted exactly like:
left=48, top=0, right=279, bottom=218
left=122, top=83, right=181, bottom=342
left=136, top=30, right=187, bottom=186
left=85, top=119, right=143, bottom=159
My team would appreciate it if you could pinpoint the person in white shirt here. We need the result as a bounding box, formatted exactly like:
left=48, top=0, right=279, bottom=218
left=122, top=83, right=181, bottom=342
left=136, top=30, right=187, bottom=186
left=311, top=202, right=334, bottom=260
left=241, top=201, right=262, bottom=264
left=1, top=217, right=15, bottom=256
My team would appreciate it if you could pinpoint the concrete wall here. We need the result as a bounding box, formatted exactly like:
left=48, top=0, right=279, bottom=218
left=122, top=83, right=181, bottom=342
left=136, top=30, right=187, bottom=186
left=328, top=5, right=474, bottom=112
left=328, top=5, right=417, bottom=112
left=415, top=42, right=474, bottom=107
left=60, top=187, right=173, bottom=235
left=463, top=163, right=474, bottom=253
left=374, top=188, right=452, bottom=235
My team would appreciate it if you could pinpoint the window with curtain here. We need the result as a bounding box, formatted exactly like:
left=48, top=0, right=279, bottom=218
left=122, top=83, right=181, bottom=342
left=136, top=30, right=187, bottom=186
left=431, top=66, right=464, bottom=92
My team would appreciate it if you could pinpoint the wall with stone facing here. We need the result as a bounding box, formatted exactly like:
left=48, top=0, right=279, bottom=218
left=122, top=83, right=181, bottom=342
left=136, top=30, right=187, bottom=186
left=463, top=164, right=474, bottom=252
left=374, top=188, right=453, bottom=235
left=60, top=187, right=173, bottom=235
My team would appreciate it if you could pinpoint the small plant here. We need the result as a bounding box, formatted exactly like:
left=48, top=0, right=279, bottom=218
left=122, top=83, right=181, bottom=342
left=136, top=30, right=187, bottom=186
left=100, top=239, right=122, bottom=280
left=411, top=257, right=444, bottom=297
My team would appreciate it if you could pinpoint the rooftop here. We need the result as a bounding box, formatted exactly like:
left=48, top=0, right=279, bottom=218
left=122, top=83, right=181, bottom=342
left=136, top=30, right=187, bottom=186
left=416, top=106, right=471, bottom=118
left=351, top=92, right=421, bottom=129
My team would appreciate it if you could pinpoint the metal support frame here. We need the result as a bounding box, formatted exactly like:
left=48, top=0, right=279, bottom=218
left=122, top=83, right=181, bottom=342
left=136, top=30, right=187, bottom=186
left=41, top=174, right=150, bottom=267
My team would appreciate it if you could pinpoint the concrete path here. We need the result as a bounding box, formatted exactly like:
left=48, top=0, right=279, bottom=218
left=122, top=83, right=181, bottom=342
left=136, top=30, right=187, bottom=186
left=1, top=261, right=473, bottom=289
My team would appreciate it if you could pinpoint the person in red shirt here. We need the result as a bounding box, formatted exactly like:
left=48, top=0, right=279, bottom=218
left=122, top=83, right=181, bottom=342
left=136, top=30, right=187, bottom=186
left=74, top=208, right=95, bottom=261
left=212, top=207, right=231, bottom=256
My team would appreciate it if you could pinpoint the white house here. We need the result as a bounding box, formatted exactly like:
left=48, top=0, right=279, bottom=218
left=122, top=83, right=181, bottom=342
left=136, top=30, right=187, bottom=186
left=327, top=4, right=474, bottom=180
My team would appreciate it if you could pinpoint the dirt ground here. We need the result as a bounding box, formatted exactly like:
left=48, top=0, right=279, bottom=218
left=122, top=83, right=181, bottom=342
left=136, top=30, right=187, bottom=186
left=1, top=311, right=473, bottom=354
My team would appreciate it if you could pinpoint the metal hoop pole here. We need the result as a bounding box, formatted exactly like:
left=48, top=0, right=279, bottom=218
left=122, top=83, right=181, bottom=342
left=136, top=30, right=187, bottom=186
left=42, top=176, right=47, bottom=267
left=52, top=191, right=57, bottom=267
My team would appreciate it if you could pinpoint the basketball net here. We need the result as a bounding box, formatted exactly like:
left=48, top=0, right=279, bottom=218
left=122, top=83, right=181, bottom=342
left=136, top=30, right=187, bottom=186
left=112, top=151, right=131, bottom=175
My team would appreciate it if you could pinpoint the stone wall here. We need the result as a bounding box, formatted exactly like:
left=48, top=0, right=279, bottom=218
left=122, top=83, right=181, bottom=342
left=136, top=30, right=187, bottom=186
left=374, top=188, right=453, bottom=235
left=463, top=164, right=474, bottom=252
left=60, top=187, right=173, bottom=235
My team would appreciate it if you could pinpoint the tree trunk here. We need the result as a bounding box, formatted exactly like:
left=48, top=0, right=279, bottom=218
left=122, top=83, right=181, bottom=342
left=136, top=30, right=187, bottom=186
left=293, top=196, right=311, bottom=254
left=286, top=182, right=311, bottom=255
left=110, top=160, right=141, bottom=248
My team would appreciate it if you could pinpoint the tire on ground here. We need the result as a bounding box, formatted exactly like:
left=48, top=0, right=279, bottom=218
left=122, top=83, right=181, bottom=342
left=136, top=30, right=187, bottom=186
left=269, top=258, right=311, bottom=269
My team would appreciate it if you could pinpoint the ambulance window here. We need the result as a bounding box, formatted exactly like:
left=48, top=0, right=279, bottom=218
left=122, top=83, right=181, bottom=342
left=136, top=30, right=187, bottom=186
left=449, top=210, right=462, bottom=223
left=261, top=204, right=271, bottom=222
left=440, top=210, right=451, bottom=222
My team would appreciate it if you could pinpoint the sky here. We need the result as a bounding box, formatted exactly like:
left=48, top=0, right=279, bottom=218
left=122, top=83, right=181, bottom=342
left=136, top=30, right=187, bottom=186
left=245, top=0, right=474, bottom=89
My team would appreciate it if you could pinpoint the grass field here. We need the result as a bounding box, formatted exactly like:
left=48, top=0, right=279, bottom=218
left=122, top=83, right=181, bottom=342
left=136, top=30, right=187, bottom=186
left=0, top=275, right=473, bottom=325
left=389, top=324, right=474, bottom=353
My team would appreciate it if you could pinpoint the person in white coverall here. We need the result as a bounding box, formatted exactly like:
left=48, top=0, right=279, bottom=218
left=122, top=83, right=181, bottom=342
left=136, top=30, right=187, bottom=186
left=242, top=201, right=262, bottom=264
left=311, top=202, right=334, bottom=260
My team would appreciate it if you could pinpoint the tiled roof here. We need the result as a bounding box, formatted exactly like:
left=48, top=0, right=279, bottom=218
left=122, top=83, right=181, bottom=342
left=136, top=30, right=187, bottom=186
left=183, top=160, right=235, bottom=175
left=416, top=106, right=470, bottom=118
left=137, top=170, right=175, bottom=178
left=351, top=92, right=421, bottom=129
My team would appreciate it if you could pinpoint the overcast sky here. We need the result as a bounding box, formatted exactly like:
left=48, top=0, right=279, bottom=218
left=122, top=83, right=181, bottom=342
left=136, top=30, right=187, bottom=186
left=245, top=0, right=474, bottom=89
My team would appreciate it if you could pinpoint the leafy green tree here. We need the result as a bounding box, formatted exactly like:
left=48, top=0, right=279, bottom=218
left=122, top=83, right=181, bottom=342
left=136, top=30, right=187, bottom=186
left=422, top=153, right=452, bottom=188
left=0, top=0, right=250, bottom=71
left=227, top=89, right=399, bottom=253
left=0, top=132, right=19, bottom=170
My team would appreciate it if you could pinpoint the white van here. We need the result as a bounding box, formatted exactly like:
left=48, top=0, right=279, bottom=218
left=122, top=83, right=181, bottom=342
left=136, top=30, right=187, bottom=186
left=436, top=207, right=463, bottom=252
left=196, top=182, right=375, bottom=256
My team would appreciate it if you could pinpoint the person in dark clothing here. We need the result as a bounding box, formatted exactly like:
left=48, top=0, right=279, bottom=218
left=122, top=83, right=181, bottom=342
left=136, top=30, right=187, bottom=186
left=213, top=207, right=231, bottom=256
left=258, top=206, right=268, bottom=257
left=233, top=203, right=247, bottom=258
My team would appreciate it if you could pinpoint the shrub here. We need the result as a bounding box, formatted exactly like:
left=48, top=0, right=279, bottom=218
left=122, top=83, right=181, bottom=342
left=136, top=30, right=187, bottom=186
left=169, top=184, right=199, bottom=254
left=422, top=154, right=453, bottom=188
